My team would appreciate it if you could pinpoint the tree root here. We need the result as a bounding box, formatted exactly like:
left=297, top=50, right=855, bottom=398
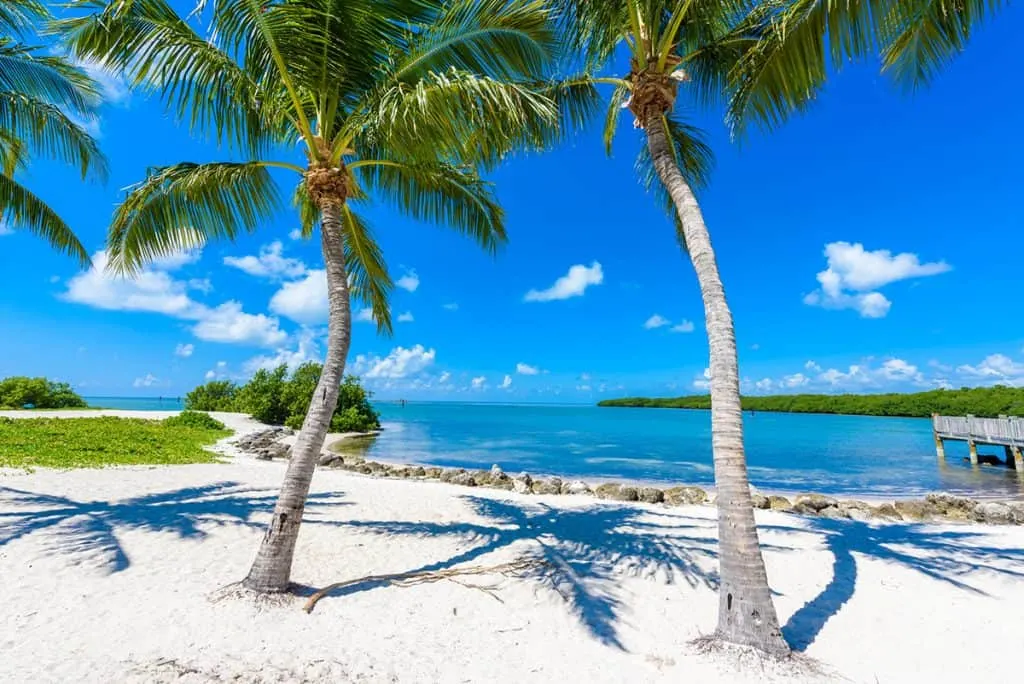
left=303, top=558, right=547, bottom=613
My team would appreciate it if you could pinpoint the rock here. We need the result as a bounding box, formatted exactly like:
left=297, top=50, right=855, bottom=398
left=490, top=464, right=505, bottom=479
left=846, top=507, right=873, bottom=522
left=750, top=493, right=770, bottom=510
left=531, top=478, right=562, bottom=495
left=486, top=465, right=512, bottom=489
left=450, top=471, right=478, bottom=487
left=1008, top=502, right=1024, bottom=525
left=639, top=487, right=664, bottom=504
left=837, top=500, right=871, bottom=521
left=439, top=468, right=464, bottom=483
left=425, top=467, right=443, bottom=479
left=663, top=486, right=708, bottom=506
left=594, top=483, right=639, bottom=501
left=234, top=428, right=293, bottom=459
left=561, top=480, right=591, bottom=495
left=410, top=466, right=427, bottom=477
left=767, top=495, right=793, bottom=512
left=925, top=493, right=977, bottom=520
left=819, top=506, right=851, bottom=520
left=512, top=473, right=533, bottom=494
left=870, top=503, right=902, bottom=520
left=894, top=500, right=938, bottom=521
left=792, top=503, right=820, bottom=516
left=794, top=493, right=839, bottom=512
left=319, top=453, right=344, bottom=467
left=388, top=466, right=411, bottom=479
left=974, top=501, right=1014, bottom=525
left=472, top=469, right=492, bottom=486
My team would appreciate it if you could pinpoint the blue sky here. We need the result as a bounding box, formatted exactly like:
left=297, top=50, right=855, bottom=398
left=2, top=6, right=1023, bottom=401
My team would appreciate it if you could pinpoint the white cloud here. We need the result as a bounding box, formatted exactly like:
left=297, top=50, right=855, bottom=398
left=397, top=311, right=414, bottom=323
left=805, top=360, right=821, bottom=372
left=782, top=372, right=810, bottom=388
left=204, top=361, right=229, bottom=381
left=644, top=314, right=670, bottom=329
left=355, top=308, right=375, bottom=323
left=224, top=241, right=307, bottom=280
left=74, top=57, right=130, bottom=105
left=671, top=319, right=695, bottom=333
left=174, top=343, right=194, bottom=358
left=288, top=229, right=303, bottom=241
left=268, top=269, right=326, bottom=324
left=579, top=373, right=592, bottom=382
left=396, top=269, right=420, bottom=292
left=956, top=354, right=1024, bottom=385
left=351, top=344, right=436, bottom=379
left=516, top=362, right=540, bottom=376
left=524, top=261, right=603, bottom=302
left=499, top=375, right=512, bottom=390
left=187, top=278, right=213, bottom=294
left=244, top=329, right=321, bottom=373
left=754, top=378, right=773, bottom=392
left=471, top=376, right=486, bottom=389
left=442, top=302, right=459, bottom=311
left=804, top=242, right=950, bottom=318
left=692, top=367, right=711, bottom=391
left=133, top=373, right=159, bottom=388
left=63, top=251, right=287, bottom=347
left=576, top=384, right=592, bottom=392
left=150, top=249, right=202, bottom=271
left=438, top=371, right=452, bottom=384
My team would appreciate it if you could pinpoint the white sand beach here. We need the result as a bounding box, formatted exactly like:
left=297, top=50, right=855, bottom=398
left=2, top=412, right=1023, bottom=683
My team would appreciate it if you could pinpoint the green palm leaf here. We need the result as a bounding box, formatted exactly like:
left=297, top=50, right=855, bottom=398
left=0, top=40, right=100, bottom=113
left=354, top=158, right=506, bottom=255
left=341, top=206, right=393, bottom=336
left=0, top=91, right=107, bottom=178
left=0, top=0, right=47, bottom=35
left=108, top=161, right=281, bottom=274
left=0, top=171, right=90, bottom=265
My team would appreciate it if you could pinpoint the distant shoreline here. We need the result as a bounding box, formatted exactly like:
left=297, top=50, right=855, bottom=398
left=597, top=386, right=1024, bottom=419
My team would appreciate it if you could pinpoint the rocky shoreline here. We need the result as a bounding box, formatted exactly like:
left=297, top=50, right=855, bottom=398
left=234, top=428, right=1024, bottom=526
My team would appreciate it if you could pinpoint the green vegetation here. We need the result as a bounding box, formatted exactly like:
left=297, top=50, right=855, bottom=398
left=185, top=364, right=380, bottom=433
left=0, top=416, right=229, bottom=469
left=162, top=411, right=226, bottom=431
left=598, top=386, right=1024, bottom=418
left=0, top=376, right=88, bottom=409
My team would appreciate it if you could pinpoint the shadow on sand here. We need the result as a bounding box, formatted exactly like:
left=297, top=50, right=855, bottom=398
left=0, top=482, right=349, bottom=573
left=776, top=517, right=1024, bottom=651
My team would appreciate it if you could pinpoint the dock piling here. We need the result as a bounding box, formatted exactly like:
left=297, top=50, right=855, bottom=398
left=932, top=413, right=1024, bottom=469
left=968, top=440, right=979, bottom=465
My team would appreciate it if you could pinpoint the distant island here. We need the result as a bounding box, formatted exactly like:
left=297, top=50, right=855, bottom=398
left=597, top=386, right=1024, bottom=418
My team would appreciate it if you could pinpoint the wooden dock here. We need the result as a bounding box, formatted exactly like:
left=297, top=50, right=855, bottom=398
left=932, top=414, right=1024, bottom=469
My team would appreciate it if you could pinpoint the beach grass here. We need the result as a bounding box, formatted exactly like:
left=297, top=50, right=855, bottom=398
left=0, top=417, right=230, bottom=469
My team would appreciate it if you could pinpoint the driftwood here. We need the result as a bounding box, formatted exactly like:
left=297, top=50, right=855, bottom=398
left=303, top=558, right=547, bottom=613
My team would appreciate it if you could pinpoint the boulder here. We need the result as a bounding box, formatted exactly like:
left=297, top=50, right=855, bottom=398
left=439, top=468, right=465, bottom=483
left=531, top=478, right=563, bottom=495
left=663, top=486, right=708, bottom=506
left=974, top=501, right=1014, bottom=525
left=870, top=503, right=902, bottom=520
left=894, top=500, right=937, bottom=521
left=767, top=495, right=793, bottom=512
left=594, top=483, right=639, bottom=502
left=450, top=471, right=478, bottom=487
left=638, top=487, right=664, bottom=504
left=561, top=480, right=591, bottom=496
left=425, top=467, right=443, bottom=479
left=750, top=493, right=770, bottom=509
left=319, top=454, right=344, bottom=467
left=794, top=493, right=839, bottom=512
left=490, top=464, right=505, bottom=479
left=837, top=500, right=871, bottom=521
left=925, top=493, right=977, bottom=520
left=410, top=466, right=427, bottom=477
left=1008, top=502, right=1024, bottom=525
left=792, top=503, right=820, bottom=516
left=512, top=473, right=533, bottom=494
left=472, top=469, right=492, bottom=486
left=819, top=506, right=851, bottom=520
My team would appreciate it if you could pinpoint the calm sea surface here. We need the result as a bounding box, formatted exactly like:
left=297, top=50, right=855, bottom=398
left=363, top=402, right=1024, bottom=500
left=84, top=396, right=185, bottom=411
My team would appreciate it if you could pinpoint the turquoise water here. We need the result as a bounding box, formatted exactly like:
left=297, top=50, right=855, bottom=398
left=84, top=396, right=185, bottom=411
left=367, top=403, right=1024, bottom=500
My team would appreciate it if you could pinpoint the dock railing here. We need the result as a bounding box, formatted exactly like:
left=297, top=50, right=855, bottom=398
left=932, top=414, right=1024, bottom=468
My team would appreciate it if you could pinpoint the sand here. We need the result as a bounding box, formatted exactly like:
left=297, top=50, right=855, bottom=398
left=2, top=412, right=1023, bottom=683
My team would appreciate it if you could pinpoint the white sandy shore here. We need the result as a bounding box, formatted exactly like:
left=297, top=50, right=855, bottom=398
left=2, top=412, right=1024, bottom=682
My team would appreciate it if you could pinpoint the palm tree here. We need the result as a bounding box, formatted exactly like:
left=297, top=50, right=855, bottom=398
left=56, top=0, right=566, bottom=593
left=556, top=1, right=790, bottom=655
left=1, top=0, right=105, bottom=265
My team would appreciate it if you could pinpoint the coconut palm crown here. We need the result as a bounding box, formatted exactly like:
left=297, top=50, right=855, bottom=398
left=55, top=0, right=576, bottom=592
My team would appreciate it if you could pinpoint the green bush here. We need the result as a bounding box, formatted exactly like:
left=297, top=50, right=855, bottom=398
left=183, top=365, right=380, bottom=432
left=163, top=411, right=226, bottom=430
left=184, top=380, right=237, bottom=412
left=0, top=377, right=87, bottom=409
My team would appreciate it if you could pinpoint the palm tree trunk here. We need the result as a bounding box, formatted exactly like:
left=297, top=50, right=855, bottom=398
left=645, top=116, right=789, bottom=655
left=243, top=202, right=352, bottom=593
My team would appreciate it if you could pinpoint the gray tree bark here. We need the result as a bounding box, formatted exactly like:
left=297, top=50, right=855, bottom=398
left=645, top=116, right=789, bottom=655
left=243, top=201, right=352, bottom=593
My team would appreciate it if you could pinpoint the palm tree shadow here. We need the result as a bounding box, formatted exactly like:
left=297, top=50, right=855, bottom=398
left=778, top=517, right=1024, bottom=651
left=0, top=482, right=349, bottom=573
left=330, top=495, right=727, bottom=649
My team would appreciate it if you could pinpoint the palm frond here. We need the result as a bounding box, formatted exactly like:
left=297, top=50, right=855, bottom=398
left=107, top=161, right=282, bottom=274
left=54, top=0, right=283, bottom=154
left=393, top=0, right=557, bottom=83
left=354, top=158, right=506, bottom=255
left=341, top=206, right=393, bottom=336
left=0, top=171, right=90, bottom=265
left=602, top=80, right=631, bottom=155
left=879, top=0, right=1004, bottom=88
left=0, top=0, right=47, bottom=35
left=0, top=91, right=108, bottom=179
left=0, top=41, right=100, bottom=113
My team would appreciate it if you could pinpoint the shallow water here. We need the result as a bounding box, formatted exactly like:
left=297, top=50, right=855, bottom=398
left=367, top=402, right=1024, bottom=500
left=84, top=396, right=185, bottom=411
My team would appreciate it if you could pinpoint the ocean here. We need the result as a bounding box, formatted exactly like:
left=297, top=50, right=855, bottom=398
left=365, top=402, right=1024, bottom=500
left=84, top=396, right=186, bottom=411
